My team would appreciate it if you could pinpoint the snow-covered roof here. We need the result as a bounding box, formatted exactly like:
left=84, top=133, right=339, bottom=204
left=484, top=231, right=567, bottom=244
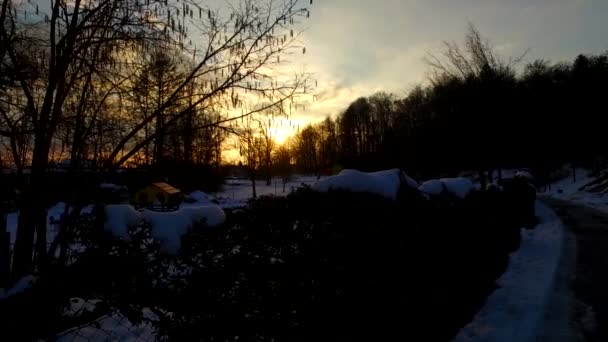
left=150, top=182, right=180, bottom=195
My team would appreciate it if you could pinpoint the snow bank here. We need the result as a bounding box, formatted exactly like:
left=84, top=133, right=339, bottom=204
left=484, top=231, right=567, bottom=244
left=453, top=201, right=563, bottom=342
left=418, top=177, right=474, bottom=199
left=104, top=205, right=143, bottom=239
left=312, top=169, right=414, bottom=200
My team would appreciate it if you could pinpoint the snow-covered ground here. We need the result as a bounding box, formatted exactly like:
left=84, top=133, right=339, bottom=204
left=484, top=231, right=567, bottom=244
left=453, top=201, right=564, bottom=342
left=212, top=175, right=320, bottom=208
left=542, top=168, right=608, bottom=214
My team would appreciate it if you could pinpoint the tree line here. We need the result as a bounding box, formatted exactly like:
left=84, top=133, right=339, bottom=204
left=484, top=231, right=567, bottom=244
left=290, top=25, right=608, bottom=186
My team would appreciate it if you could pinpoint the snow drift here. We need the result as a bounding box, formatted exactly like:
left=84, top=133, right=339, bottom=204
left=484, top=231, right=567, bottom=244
left=311, top=168, right=417, bottom=200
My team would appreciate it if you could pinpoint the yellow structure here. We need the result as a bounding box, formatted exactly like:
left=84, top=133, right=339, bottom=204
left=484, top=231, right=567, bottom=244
left=136, top=182, right=181, bottom=208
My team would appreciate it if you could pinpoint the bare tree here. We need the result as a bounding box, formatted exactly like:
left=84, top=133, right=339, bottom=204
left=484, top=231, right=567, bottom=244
left=1, top=0, right=313, bottom=280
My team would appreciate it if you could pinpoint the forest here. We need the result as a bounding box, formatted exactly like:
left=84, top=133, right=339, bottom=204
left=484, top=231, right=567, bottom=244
left=290, top=26, right=608, bottom=185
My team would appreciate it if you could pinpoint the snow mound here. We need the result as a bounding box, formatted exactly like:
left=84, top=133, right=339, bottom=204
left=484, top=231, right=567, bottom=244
left=142, top=205, right=225, bottom=254
left=104, top=205, right=143, bottom=239
left=453, top=201, right=563, bottom=342
left=312, top=168, right=414, bottom=200
left=141, top=210, right=193, bottom=254
left=419, top=177, right=474, bottom=199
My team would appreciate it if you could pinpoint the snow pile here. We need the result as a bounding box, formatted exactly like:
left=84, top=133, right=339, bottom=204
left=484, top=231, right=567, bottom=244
left=56, top=308, right=158, bottom=341
left=0, top=275, right=37, bottom=299
left=104, top=205, right=143, bottom=239
left=453, top=201, right=563, bottom=342
left=312, top=169, right=414, bottom=200
left=418, top=177, right=474, bottom=199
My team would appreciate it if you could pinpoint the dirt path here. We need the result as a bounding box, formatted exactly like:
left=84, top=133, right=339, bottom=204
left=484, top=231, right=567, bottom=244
left=541, top=198, right=608, bottom=342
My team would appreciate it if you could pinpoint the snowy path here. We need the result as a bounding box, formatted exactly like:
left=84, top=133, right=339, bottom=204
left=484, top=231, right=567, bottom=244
left=543, top=198, right=608, bottom=341
left=454, top=201, right=565, bottom=342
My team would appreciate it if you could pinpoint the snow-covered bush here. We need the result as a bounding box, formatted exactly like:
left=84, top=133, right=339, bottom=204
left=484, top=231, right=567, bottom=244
left=104, top=204, right=226, bottom=254
left=311, top=168, right=418, bottom=200
left=418, top=177, right=474, bottom=199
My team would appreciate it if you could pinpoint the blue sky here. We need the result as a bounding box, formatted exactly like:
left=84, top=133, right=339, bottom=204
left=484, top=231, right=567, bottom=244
left=291, top=0, right=608, bottom=124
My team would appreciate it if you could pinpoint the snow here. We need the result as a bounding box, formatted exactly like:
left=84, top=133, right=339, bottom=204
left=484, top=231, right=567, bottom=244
left=543, top=168, right=608, bottom=214
left=104, top=205, right=143, bottom=239
left=419, top=177, right=474, bottom=198
left=0, top=275, right=37, bottom=299
left=141, top=205, right=225, bottom=254
left=453, top=201, right=564, bottom=342
left=56, top=309, right=157, bottom=341
left=212, top=175, right=319, bottom=208
left=311, top=169, right=410, bottom=200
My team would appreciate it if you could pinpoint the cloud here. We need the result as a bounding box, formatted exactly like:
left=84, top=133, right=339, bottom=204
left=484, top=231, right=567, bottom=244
left=284, top=0, right=608, bottom=128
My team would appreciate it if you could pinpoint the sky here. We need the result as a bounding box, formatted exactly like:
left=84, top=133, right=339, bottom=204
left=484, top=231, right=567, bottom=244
left=283, top=0, right=608, bottom=130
